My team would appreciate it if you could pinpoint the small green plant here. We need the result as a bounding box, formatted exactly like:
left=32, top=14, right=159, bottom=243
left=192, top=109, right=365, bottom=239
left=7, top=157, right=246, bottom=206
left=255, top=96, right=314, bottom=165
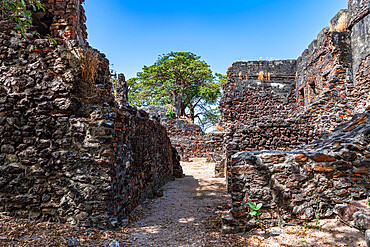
left=46, top=34, right=57, bottom=44
left=315, top=198, right=320, bottom=229
left=247, top=201, right=265, bottom=231
left=166, top=107, right=176, bottom=119
left=304, top=219, right=309, bottom=230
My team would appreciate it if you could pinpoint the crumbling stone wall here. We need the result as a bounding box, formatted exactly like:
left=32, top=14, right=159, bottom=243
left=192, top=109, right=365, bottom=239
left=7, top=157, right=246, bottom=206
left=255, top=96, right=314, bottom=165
left=140, top=106, right=224, bottom=163
left=0, top=1, right=180, bottom=229
left=220, top=60, right=318, bottom=152
left=222, top=0, right=370, bottom=233
left=349, top=0, right=370, bottom=77
left=222, top=111, right=370, bottom=233
left=220, top=60, right=297, bottom=127
left=348, top=0, right=370, bottom=113
left=218, top=60, right=319, bottom=178
left=296, top=27, right=354, bottom=132
left=164, top=119, right=223, bottom=161
left=296, top=1, right=370, bottom=131
left=28, top=0, right=87, bottom=46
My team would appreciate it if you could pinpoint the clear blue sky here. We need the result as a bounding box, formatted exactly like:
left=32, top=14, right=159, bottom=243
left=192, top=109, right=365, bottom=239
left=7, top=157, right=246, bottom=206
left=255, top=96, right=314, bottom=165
left=84, top=0, right=348, bottom=79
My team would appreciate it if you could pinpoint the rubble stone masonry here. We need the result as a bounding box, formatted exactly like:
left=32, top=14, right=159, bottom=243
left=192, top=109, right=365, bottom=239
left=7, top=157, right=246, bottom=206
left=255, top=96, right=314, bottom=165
left=0, top=0, right=180, bottom=229
left=219, top=60, right=320, bottom=181
left=223, top=112, right=370, bottom=233
left=221, top=0, right=370, bottom=233
left=140, top=106, right=224, bottom=169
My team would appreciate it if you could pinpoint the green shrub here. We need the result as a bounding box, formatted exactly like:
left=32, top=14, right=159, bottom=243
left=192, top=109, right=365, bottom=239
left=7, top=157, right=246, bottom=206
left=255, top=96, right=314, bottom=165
left=166, top=108, right=176, bottom=119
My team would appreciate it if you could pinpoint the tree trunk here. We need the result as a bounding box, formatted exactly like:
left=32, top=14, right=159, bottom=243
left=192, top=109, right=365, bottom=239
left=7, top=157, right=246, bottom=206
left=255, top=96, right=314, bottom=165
left=189, top=106, right=195, bottom=122
left=174, top=93, right=183, bottom=117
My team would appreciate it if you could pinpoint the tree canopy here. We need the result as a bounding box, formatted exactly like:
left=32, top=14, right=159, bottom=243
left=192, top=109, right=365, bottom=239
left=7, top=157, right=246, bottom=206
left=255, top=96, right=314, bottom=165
left=128, top=52, right=224, bottom=127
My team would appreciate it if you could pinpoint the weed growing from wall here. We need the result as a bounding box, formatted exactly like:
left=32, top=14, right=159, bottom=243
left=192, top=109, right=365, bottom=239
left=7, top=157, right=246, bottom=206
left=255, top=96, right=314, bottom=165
left=80, top=48, right=100, bottom=86
left=335, top=14, right=348, bottom=32
left=258, top=71, right=265, bottom=81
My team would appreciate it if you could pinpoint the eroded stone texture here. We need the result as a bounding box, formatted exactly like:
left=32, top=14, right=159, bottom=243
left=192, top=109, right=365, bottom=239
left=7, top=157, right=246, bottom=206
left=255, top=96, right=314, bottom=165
left=349, top=0, right=370, bottom=113
left=0, top=1, right=180, bottom=229
left=219, top=60, right=320, bottom=180
left=115, top=73, right=129, bottom=108
left=221, top=60, right=297, bottom=128
left=223, top=111, right=370, bottom=233
left=221, top=0, right=370, bottom=233
left=140, top=106, right=224, bottom=167
left=220, top=60, right=314, bottom=152
left=348, top=0, right=370, bottom=76
left=296, top=29, right=354, bottom=132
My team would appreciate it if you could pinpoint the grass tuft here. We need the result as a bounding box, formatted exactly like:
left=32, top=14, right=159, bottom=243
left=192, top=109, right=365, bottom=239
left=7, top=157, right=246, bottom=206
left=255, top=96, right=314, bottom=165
left=80, top=47, right=100, bottom=84
left=335, top=14, right=348, bottom=32
left=258, top=71, right=265, bottom=81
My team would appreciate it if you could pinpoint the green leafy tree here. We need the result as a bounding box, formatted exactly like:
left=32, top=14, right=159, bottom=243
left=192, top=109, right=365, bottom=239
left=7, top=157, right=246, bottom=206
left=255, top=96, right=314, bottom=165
left=197, top=107, right=221, bottom=131
left=128, top=52, right=222, bottom=123
left=193, top=74, right=226, bottom=130
left=1, top=0, right=45, bottom=37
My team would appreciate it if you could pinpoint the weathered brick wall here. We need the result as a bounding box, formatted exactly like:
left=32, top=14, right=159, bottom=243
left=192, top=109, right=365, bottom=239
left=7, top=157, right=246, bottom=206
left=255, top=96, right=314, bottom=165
left=218, top=60, right=320, bottom=178
left=348, top=0, right=370, bottom=77
left=221, top=0, right=370, bottom=233
left=165, top=119, right=224, bottom=161
left=296, top=1, right=370, bottom=131
left=220, top=60, right=297, bottom=127
left=220, top=60, right=317, bottom=152
left=109, top=108, right=179, bottom=227
left=37, top=0, right=87, bottom=45
left=222, top=111, right=370, bottom=233
left=349, top=0, right=370, bottom=113
left=140, top=106, right=224, bottom=163
left=0, top=1, right=180, bottom=229
left=296, top=27, right=354, bottom=132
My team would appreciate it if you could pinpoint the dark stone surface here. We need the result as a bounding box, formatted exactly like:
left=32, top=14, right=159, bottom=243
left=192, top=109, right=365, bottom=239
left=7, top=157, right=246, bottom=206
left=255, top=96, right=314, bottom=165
left=115, top=73, right=129, bottom=108
left=225, top=111, right=370, bottom=231
left=140, top=106, right=224, bottom=164
left=350, top=3, right=370, bottom=78
left=221, top=0, right=370, bottom=233
left=0, top=1, right=181, bottom=230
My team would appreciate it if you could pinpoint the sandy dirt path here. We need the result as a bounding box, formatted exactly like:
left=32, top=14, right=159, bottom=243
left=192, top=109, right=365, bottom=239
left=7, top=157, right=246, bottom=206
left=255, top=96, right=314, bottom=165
left=124, top=158, right=232, bottom=246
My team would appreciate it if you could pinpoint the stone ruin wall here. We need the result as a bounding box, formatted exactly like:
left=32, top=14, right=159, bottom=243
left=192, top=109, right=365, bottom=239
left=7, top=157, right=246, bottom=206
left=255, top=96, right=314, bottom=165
left=223, top=113, right=370, bottom=233
left=140, top=106, right=224, bottom=164
left=218, top=60, right=321, bottom=180
left=220, top=60, right=316, bottom=150
left=27, top=0, right=87, bottom=46
left=221, top=0, right=370, bottom=233
left=297, top=16, right=357, bottom=133
left=0, top=0, right=181, bottom=229
left=165, top=120, right=224, bottom=163
left=349, top=0, right=370, bottom=113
